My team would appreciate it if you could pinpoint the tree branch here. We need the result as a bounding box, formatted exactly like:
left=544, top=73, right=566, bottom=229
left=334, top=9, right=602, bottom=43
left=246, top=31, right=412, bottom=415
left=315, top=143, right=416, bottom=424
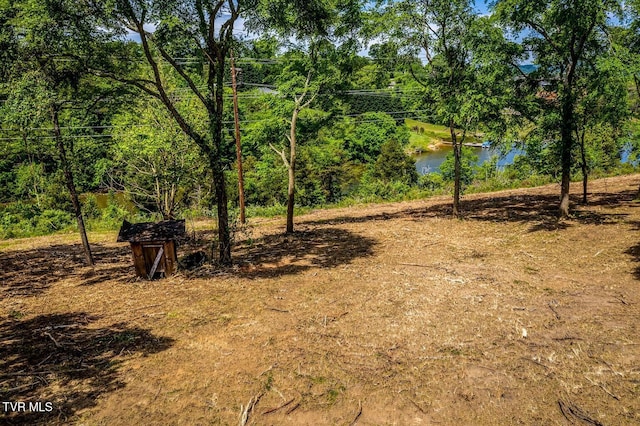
left=269, top=143, right=289, bottom=168
left=136, top=21, right=209, bottom=152
left=90, top=70, right=161, bottom=99
left=524, top=19, right=564, bottom=58
left=153, top=41, right=208, bottom=107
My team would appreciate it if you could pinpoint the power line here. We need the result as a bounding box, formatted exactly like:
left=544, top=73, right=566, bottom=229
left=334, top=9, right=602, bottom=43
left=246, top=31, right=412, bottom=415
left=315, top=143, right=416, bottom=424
left=0, top=109, right=433, bottom=132
left=0, top=113, right=438, bottom=141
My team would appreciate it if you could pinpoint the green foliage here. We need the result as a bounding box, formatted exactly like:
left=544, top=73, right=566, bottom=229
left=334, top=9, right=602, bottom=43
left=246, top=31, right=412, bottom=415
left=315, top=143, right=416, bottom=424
left=418, top=172, right=445, bottom=191
left=476, top=156, right=499, bottom=181
left=1, top=0, right=639, bottom=240
left=371, top=139, right=418, bottom=184
left=505, top=155, right=537, bottom=180
left=243, top=150, right=289, bottom=207
left=440, top=147, right=478, bottom=189
left=0, top=202, right=72, bottom=239
left=296, top=138, right=361, bottom=205
left=106, top=97, right=205, bottom=219
left=345, top=112, right=409, bottom=163
left=35, top=209, right=73, bottom=234
left=355, top=176, right=417, bottom=202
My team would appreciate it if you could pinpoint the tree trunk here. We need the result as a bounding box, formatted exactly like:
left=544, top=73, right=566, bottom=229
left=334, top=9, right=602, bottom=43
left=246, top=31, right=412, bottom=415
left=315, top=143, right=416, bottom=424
left=211, top=156, right=231, bottom=265
left=212, top=61, right=232, bottom=266
left=450, top=121, right=461, bottom=217
left=286, top=108, right=299, bottom=234
left=579, top=131, right=587, bottom=204
left=559, top=96, right=574, bottom=218
left=51, top=105, right=94, bottom=266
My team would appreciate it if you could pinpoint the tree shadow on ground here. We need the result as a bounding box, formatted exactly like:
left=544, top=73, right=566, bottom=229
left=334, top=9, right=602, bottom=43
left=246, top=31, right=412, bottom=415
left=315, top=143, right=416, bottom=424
left=624, top=220, right=640, bottom=280
left=0, top=244, right=133, bottom=300
left=0, top=312, right=174, bottom=425
left=187, top=227, right=378, bottom=279
left=302, top=191, right=636, bottom=233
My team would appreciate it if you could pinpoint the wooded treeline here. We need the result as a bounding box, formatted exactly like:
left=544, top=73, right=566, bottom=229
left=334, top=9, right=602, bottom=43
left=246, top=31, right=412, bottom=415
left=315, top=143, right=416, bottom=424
left=2, top=0, right=640, bottom=265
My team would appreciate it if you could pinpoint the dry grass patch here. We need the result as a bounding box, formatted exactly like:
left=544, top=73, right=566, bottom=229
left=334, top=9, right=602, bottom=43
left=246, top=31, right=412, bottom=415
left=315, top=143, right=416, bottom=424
left=1, top=175, right=640, bottom=425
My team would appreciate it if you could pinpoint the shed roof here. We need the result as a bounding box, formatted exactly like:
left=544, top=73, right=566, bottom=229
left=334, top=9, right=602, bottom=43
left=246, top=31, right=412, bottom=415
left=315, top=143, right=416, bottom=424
left=117, top=219, right=186, bottom=243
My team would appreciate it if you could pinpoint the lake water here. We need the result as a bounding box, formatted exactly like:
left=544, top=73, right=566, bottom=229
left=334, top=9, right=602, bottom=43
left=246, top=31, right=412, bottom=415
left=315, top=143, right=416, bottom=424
left=415, top=145, right=523, bottom=175
left=415, top=143, right=636, bottom=175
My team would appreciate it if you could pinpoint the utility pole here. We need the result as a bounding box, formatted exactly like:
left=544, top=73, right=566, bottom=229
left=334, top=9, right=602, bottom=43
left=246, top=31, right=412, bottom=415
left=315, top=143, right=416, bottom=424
left=230, top=50, right=246, bottom=224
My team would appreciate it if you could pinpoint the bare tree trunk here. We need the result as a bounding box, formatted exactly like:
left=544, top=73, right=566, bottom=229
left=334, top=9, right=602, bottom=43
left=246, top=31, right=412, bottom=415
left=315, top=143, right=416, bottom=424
left=450, top=121, right=461, bottom=217
left=51, top=105, right=94, bottom=266
left=286, top=108, right=299, bottom=234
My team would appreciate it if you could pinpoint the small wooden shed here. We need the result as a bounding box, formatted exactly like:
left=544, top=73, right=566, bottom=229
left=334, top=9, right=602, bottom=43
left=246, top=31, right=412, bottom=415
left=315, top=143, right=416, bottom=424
left=117, top=219, right=185, bottom=279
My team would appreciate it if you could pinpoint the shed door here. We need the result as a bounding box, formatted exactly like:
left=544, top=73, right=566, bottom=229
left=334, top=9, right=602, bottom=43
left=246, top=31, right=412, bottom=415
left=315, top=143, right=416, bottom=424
left=142, top=244, right=166, bottom=278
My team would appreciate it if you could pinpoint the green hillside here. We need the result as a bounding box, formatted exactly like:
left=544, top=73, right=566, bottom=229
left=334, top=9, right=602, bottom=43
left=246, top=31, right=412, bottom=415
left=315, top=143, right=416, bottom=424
left=405, top=118, right=482, bottom=153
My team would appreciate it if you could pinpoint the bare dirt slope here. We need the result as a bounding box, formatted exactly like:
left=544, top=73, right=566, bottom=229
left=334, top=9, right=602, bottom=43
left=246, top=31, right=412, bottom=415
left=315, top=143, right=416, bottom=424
left=2, top=175, right=640, bottom=425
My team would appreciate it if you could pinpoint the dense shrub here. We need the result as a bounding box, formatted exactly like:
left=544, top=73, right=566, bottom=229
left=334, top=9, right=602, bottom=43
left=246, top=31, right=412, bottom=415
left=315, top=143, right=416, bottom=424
left=418, top=172, right=445, bottom=191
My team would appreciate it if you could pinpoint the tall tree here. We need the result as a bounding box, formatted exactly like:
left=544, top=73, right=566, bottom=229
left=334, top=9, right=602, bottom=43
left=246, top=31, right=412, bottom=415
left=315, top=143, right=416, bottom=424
left=2, top=0, right=107, bottom=265
left=268, top=47, right=338, bottom=234
left=574, top=54, right=629, bottom=203
left=93, top=0, right=247, bottom=265
left=94, top=0, right=345, bottom=259
left=495, top=0, right=621, bottom=217
left=252, top=0, right=361, bottom=233
left=388, top=0, right=514, bottom=216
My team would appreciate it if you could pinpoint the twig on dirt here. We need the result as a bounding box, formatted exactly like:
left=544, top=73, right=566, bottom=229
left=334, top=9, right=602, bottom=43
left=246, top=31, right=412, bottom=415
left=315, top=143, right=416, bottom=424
left=423, top=241, right=442, bottom=248
left=547, top=302, right=561, bottom=320
left=406, top=397, right=426, bottom=414
left=259, top=364, right=276, bottom=377
left=558, top=399, right=604, bottom=426
left=593, top=250, right=603, bottom=257
left=521, top=357, right=550, bottom=370
left=285, top=402, right=300, bottom=414
left=265, top=307, right=290, bottom=313
left=239, top=393, right=263, bottom=426
left=271, top=386, right=286, bottom=402
left=262, top=398, right=295, bottom=415
left=33, top=324, right=81, bottom=332
left=36, top=354, right=53, bottom=366
left=398, top=262, right=431, bottom=268
left=598, top=359, right=624, bottom=377
left=613, top=296, right=628, bottom=305
left=584, top=375, right=620, bottom=401
left=44, top=332, right=61, bottom=348
left=335, top=311, right=349, bottom=320
left=6, top=382, right=39, bottom=393
left=349, top=400, right=362, bottom=426
left=552, top=336, right=583, bottom=341
left=558, top=400, right=573, bottom=423
left=0, top=368, right=88, bottom=377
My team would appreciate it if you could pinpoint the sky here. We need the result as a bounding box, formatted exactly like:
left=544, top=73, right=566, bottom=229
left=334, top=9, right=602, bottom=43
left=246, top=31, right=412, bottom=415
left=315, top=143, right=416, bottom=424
left=127, top=1, right=495, bottom=43
left=474, top=0, right=492, bottom=15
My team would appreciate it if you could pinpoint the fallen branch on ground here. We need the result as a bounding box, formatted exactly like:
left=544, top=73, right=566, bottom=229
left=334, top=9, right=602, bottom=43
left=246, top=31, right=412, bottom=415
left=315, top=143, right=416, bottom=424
left=262, top=398, right=295, bottom=415
left=349, top=400, right=362, bottom=426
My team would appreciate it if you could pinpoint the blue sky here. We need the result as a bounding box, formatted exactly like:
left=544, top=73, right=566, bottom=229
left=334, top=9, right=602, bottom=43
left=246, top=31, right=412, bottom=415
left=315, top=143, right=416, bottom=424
left=474, top=0, right=492, bottom=15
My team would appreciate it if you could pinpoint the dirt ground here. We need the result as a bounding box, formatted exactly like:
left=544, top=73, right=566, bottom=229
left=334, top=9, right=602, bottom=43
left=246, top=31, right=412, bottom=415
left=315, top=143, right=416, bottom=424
left=2, top=175, right=640, bottom=425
